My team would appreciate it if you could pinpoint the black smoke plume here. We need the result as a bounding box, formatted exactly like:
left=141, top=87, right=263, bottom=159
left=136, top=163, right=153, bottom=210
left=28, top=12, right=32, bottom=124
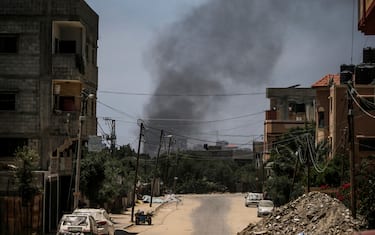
left=143, top=0, right=355, bottom=154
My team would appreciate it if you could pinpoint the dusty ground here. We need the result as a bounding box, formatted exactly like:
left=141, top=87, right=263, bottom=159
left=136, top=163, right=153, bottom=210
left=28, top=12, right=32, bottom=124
left=121, top=193, right=260, bottom=235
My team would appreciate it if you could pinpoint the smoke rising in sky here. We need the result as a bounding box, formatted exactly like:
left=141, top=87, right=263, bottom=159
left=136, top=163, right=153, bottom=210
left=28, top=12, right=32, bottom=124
left=142, top=0, right=364, bottom=153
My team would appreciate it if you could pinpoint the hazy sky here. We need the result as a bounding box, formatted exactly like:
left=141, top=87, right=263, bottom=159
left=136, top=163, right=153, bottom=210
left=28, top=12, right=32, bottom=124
left=85, top=0, right=375, bottom=151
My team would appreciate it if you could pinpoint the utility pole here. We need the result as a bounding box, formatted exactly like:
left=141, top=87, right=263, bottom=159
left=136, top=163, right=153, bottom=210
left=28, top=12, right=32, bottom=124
left=347, top=82, right=357, bottom=218
left=110, top=119, right=116, bottom=154
left=307, top=142, right=311, bottom=193
left=165, top=135, right=173, bottom=189
left=150, top=130, right=164, bottom=207
left=104, top=118, right=116, bottom=155
left=73, top=91, right=94, bottom=209
left=131, top=121, right=144, bottom=222
left=173, top=145, right=179, bottom=194
left=73, top=111, right=84, bottom=209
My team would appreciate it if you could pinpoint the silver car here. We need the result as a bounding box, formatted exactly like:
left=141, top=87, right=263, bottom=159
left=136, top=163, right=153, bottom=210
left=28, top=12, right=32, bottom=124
left=257, top=200, right=274, bottom=217
left=73, top=208, right=115, bottom=235
left=245, top=192, right=263, bottom=207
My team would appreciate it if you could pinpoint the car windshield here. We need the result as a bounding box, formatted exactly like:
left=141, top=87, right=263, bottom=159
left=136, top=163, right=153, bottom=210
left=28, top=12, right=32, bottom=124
left=259, top=201, right=274, bottom=207
left=74, top=210, right=104, bottom=220
left=62, top=216, right=88, bottom=226
left=248, top=193, right=262, bottom=200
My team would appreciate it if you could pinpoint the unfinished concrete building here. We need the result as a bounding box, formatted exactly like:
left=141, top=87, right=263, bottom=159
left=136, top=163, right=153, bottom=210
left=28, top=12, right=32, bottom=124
left=0, top=0, right=98, bottom=232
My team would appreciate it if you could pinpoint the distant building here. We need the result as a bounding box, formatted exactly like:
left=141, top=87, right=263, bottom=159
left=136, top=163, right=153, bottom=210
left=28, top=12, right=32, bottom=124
left=186, top=147, right=253, bottom=164
left=312, top=73, right=340, bottom=148
left=263, top=86, right=316, bottom=161
left=0, top=0, right=98, bottom=232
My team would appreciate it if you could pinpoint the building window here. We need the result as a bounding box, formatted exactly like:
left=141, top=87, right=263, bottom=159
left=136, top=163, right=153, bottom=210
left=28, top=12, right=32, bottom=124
left=52, top=80, right=82, bottom=112
left=56, top=96, right=77, bottom=112
left=359, top=138, right=375, bottom=151
left=289, top=103, right=306, bottom=113
left=0, top=93, right=16, bottom=110
left=0, top=34, right=18, bottom=53
left=54, top=95, right=77, bottom=112
left=57, top=40, right=76, bottom=54
left=0, top=138, right=27, bottom=157
left=318, top=111, right=325, bottom=128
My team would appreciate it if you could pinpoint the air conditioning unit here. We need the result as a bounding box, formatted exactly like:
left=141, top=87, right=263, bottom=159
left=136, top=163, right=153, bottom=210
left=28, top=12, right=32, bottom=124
left=340, top=64, right=355, bottom=84
left=355, top=64, right=375, bottom=85
left=363, top=47, right=375, bottom=63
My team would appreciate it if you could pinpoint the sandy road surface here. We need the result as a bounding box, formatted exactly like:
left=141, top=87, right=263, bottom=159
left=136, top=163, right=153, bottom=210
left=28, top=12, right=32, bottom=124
left=125, top=193, right=260, bottom=235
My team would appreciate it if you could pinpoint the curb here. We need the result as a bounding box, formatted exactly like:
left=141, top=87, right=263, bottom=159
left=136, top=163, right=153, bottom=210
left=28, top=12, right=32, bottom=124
left=123, top=223, right=134, bottom=229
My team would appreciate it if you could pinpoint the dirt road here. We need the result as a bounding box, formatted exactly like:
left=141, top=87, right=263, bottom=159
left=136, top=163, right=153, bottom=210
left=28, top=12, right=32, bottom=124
left=125, top=193, right=260, bottom=235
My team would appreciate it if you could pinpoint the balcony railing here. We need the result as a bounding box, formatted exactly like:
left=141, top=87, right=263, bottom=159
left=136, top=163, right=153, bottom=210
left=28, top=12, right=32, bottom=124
left=52, top=54, right=84, bottom=80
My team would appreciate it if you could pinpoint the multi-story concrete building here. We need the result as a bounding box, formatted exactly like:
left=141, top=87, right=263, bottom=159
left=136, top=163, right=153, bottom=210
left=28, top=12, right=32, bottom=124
left=358, top=0, right=375, bottom=35
left=0, top=0, right=98, bottom=232
left=313, top=48, right=375, bottom=161
left=312, top=73, right=342, bottom=159
left=263, top=87, right=316, bottom=161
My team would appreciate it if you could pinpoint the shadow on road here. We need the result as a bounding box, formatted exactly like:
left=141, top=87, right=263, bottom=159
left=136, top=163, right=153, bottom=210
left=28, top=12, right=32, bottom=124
left=115, top=229, right=138, bottom=235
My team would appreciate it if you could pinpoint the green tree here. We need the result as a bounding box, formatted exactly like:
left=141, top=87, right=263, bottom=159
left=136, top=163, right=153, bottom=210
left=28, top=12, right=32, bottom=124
left=234, top=164, right=258, bottom=192
left=357, top=157, right=375, bottom=228
left=14, top=146, right=40, bottom=204
left=80, top=146, right=138, bottom=208
left=310, top=153, right=349, bottom=188
left=265, top=127, right=313, bottom=205
left=80, top=151, right=107, bottom=206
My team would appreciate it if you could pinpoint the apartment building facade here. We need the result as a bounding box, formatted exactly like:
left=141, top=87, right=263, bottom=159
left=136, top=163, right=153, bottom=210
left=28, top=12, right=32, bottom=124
left=263, top=87, right=316, bottom=161
left=0, top=0, right=98, bottom=232
left=312, top=74, right=342, bottom=159
left=313, top=48, right=375, bottom=162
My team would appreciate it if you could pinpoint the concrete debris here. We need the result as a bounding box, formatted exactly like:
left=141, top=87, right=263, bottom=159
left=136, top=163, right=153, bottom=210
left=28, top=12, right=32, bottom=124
left=238, top=191, right=366, bottom=235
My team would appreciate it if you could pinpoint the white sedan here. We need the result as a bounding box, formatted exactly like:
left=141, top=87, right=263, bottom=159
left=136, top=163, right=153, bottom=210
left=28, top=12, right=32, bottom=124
left=73, top=208, right=115, bottom=235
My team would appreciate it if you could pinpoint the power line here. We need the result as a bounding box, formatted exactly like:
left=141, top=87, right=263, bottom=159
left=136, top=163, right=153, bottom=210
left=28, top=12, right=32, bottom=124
left=348, top=85, right=375, bottom=119
left=98, top=90, right=265, bottom=97
left=97, top=100, right=138, bottom=120
left=142, top=111, right=264, bottom=123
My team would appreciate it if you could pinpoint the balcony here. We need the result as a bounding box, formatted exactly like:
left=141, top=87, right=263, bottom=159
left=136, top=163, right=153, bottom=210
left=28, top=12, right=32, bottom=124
left=52, top=54, right=85, bottom=80
left=49, top=156, right=73, bottom=175
left=264, top=120, right=306, bottom=134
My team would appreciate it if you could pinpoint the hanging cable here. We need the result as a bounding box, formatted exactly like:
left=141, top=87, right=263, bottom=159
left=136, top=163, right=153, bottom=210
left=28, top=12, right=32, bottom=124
left=348, top=85, right=375, bottom=119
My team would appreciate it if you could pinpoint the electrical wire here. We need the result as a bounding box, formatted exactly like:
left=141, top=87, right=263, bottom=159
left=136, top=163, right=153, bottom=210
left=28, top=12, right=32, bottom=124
left=348, top=85, right=375, bottom=119
left=97, top=100, right=138, bottom=120
left=142, top=111, right=264, bottom=123
left=98, top=90, right=265, bottom=97
left=306, top=133, right=329, bottom=173
left=95, top=95, right=266, bottom=148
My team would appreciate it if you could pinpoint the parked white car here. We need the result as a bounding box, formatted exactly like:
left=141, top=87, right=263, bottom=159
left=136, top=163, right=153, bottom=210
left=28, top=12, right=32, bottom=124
left=257, top=200, right=274, bottom=217
left=57, top=213, right=98, bottom=235
left=73, top=208, right=115, bottom=235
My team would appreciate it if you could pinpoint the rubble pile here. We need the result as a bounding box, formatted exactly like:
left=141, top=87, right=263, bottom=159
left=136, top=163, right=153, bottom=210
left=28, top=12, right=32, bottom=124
left=239, top=191, right=366, bottom=235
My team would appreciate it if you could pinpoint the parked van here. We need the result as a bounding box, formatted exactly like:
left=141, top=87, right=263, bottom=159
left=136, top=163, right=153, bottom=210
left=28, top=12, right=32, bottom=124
left=245, top=192, right=263, bottom=207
